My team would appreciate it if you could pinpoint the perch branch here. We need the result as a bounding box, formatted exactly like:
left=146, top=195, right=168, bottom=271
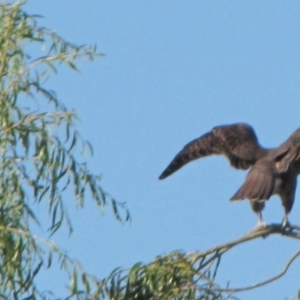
left=188, top=223, right=300, bottom=295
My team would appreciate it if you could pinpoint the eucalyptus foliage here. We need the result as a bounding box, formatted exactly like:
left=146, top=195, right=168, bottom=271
left=103, top=251, right=231, bottom=300
left=0, top=2, right=129, bottom=298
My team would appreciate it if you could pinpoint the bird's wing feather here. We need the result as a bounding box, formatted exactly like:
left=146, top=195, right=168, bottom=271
left=230, top=159, right=275, bottom=201
left=159, top=123, right=264, bottom=180
left=273, top=128, right=300, bottom=173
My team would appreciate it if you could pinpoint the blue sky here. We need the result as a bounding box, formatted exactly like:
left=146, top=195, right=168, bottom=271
left=24, top=1, right=300, bottom=299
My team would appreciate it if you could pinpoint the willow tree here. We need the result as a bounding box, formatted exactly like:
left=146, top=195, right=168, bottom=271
left=0, top=2, right=129, bottom=298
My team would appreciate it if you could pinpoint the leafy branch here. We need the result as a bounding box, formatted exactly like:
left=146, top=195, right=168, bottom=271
left=0, top=1, right=129, bottom=298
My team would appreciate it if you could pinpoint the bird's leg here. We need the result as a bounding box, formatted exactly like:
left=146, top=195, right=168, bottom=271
left=255, top=211, right=267, bottom=228
left=250, top=201, right=266, bottom=228
left=282, top=212, right=291, bottom=228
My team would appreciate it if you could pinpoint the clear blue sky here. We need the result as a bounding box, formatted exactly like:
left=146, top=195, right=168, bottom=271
left=25, top=1, right=300, bottom=299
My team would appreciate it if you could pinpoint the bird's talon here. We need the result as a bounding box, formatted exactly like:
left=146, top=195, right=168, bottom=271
left=281, top=219, right=293, bottom=232
left=254, top=221, right=267, bottom=230
left=282, top=216, right=291, bottom=227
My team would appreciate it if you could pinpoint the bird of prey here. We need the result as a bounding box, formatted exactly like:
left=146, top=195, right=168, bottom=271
left=159, top=123, right=300, bottom=227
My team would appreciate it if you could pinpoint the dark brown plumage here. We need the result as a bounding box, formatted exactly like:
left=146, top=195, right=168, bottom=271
left=159, top=123, right=300, bottom=226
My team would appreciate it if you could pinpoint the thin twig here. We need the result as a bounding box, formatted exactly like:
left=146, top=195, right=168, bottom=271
left=187, top=223, right=300, bottom=295
left=216, top=249, right=300, bottom=293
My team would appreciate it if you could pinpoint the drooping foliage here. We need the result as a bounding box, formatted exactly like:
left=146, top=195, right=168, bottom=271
left=0, top=2, right=129, bottom=298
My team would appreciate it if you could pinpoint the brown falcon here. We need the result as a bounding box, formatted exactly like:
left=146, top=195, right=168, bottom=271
left=159, top=123, right=300, bottom=226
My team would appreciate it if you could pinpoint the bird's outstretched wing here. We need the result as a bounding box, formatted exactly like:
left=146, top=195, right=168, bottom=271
left=159, top=123, right=266, bottom=180
left=272, top=127, right=300, bottom=173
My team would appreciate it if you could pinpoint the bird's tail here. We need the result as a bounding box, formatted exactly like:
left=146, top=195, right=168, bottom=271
left=230, top=169, right=275, bottom=201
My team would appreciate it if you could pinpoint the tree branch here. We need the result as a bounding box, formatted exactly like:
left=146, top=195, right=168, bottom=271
left=217, top=249, right=300, bottom=293
left=188, top=223, right=300, bottom=295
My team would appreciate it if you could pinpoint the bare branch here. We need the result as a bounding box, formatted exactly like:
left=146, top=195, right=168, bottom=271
left=216, top=249, right=300, bottom=293
left=186, top=223, right=300, bottom=296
